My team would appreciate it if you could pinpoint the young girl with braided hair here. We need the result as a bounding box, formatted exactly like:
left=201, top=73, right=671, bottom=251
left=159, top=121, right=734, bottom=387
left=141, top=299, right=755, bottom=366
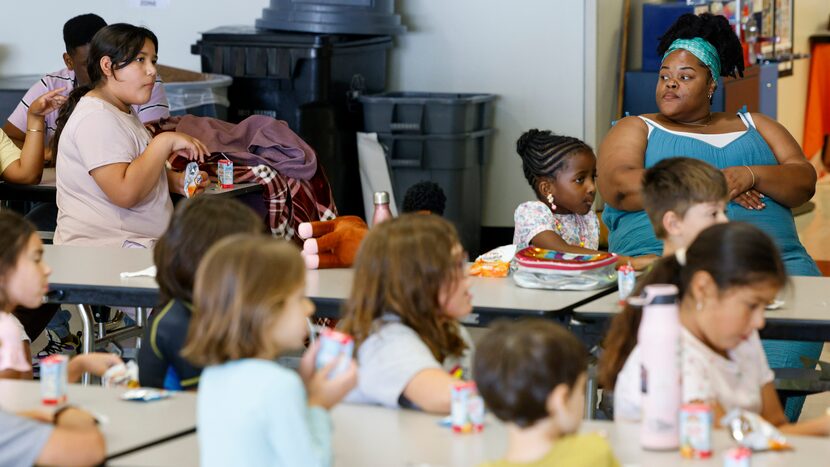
left=513, top=130, right=654, bottom=269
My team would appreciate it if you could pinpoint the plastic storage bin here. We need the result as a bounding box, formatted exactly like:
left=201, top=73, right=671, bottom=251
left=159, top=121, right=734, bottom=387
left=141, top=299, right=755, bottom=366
left=192, top=26, right=393, bottom=215
left=360, top=92, right=496, bottom=134
left=256, top=0, right=405, bottom=35
left=191, top=27, right=391, bottom=128
left=376, top=129, right=494, bottom=255
left=164, top=74, right=232, bottom=120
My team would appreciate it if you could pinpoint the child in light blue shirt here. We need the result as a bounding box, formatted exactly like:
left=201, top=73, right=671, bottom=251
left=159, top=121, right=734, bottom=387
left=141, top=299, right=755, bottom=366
left=183, top=235, right=357, bottom=466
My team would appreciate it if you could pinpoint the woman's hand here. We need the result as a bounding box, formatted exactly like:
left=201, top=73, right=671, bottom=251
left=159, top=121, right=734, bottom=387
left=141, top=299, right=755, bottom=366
left=27, top=88, right=68, bottom=118
left=733, top=189, right=766, bottom=211
left=723, top=166, right=766, bottom=210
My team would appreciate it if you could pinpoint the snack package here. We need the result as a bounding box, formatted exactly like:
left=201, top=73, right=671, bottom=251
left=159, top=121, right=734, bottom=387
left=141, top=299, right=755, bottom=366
left=102, top=361, right=140, bottom=388
left=721, top=409, right=791, bottom=451
left=450, top=381, right=485, bottom=433
left=218, top=157, right=233, bottom=188
left=723, top=447, right=752, bottom=467
left=680, top=403, right=713, bottom=459
left=617, top=261, right=636, bottom=301
left=40, top=355, right=68, bottom=405
left=469, top=245, right=516, bottom=278
left=315, top=328, right=354, bottom=379
left=183, top=162, right=202, bottom=198
left=121, top=388, right=172, bottom=402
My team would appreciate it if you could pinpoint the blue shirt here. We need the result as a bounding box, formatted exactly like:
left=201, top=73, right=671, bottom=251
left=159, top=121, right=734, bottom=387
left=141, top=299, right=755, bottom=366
left=603, top=113, right=820, bottom=276
left=198, top=359, right=332, bottom=467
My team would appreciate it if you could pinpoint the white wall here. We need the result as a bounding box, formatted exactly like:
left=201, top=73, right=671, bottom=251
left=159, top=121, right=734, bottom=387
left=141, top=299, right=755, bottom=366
left=0, top=0, right=597, bottom=227
left=0, top=1, right=270, bottom=75
left=390, top=0, right=591, bottom=226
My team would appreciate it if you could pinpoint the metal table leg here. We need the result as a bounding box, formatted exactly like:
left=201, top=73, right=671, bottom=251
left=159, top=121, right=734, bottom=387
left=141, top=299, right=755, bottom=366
left=77, top=304, right=94, bottom=385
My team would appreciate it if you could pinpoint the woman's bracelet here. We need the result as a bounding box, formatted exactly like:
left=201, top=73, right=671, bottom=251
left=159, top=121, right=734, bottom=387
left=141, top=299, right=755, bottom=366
left=26, top=128, right=44, bottom=133
left=743, top=165, right=756, bottom=189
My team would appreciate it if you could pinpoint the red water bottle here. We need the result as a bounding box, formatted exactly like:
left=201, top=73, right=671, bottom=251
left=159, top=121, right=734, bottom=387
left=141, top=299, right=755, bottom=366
left=372, top=191, right=393, bottom=226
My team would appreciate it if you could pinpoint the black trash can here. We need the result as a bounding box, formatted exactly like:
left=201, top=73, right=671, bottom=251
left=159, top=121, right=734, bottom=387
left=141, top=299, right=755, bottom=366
left=192, top=26, right=393, bottom=216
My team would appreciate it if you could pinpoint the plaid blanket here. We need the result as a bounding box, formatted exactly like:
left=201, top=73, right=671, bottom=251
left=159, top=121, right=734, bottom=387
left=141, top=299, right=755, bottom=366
left=154, top=116, right=338, bottom=244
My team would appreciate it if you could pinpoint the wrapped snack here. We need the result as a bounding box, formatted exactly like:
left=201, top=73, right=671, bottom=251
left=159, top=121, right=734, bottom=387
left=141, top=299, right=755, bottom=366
left=102, top=361, right=140, bottom=388
left=721, top=409, right=791, bottom=451
left=121, top=388, right=172, bottom=402
left=183, top=162, right=202, bottom=198
left=469, top=245, right=516, bottom=278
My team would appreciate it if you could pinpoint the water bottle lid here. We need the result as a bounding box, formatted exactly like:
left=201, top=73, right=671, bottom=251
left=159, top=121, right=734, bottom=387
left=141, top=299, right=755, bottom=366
left=643, top=284, right=678, bottom=305
left=373, top=191, right=390, bottom=204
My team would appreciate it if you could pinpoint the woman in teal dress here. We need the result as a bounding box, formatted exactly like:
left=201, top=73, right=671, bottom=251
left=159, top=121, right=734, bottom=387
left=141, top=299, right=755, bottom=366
left=597, top=13, right=820, bottom=421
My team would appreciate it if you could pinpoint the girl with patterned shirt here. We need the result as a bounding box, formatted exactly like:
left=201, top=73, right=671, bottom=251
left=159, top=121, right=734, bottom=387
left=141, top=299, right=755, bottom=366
left=512, top=129, right=652, bottom=269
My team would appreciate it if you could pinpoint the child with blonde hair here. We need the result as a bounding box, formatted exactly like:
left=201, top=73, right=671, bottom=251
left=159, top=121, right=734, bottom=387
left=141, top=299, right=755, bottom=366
left=184, top=235, right=356, bottom=466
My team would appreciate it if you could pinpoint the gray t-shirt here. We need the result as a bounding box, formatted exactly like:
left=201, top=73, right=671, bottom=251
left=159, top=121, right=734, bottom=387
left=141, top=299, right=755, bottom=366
left=345, top=316, right=474, bottom=408
left=0, top=410, right=53, bottom=467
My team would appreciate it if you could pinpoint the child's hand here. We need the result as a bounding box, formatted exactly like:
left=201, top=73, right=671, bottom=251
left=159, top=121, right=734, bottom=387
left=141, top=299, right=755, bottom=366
left=624, top=254, right=657, bottom=271
left=164, top=132, right=210, bottom=163
left=17, top=410, right=54, bottom=423
left=53, top=407, right=98, bottom=428
left=298, top=340, right=321, bottom=387
left=305, top=357, right=357, bottom=410
left=69, top=353, right=123, bottom=381
left=169, top=169, right=210, bottom=197
left=27, top=88, right=68, bottom=118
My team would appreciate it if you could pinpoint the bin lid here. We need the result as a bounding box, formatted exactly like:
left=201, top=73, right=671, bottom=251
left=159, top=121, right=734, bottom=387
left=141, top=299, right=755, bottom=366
left=254, top=0, right=405, bottom=36
left=194, top=26, right=393, bottom=49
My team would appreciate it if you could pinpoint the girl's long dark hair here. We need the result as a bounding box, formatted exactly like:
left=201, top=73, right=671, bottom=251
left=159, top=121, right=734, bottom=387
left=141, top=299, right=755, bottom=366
left=0, top=211, right=37, bottom=309
left=51, top=23, right=158, bottom=157
left=598, top=222, right=787, bottom=390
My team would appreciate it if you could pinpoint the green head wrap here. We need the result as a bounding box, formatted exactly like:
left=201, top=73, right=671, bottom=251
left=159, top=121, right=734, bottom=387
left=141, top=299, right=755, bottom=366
left=662, top=37, right=721, bottom=82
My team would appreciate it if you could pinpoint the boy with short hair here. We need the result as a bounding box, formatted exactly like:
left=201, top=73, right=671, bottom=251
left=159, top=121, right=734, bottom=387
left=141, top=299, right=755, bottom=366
left=474, top=319, right=620, bottom=467
left=3, top=13, right=169, bottom=148
left=641, top=157, right=729, bottom=257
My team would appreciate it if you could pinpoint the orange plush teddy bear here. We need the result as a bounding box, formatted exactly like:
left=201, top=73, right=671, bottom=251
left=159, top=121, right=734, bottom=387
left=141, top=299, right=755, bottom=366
left=298, top=216, right=369, bottom=269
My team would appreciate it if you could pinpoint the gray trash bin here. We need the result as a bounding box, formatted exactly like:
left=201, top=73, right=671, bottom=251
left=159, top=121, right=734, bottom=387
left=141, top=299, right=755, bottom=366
left=377, top=129, right=494, bottom=256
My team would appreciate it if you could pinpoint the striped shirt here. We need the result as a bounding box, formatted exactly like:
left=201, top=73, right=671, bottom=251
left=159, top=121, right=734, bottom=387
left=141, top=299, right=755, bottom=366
left=7, top=67, right=169, bottom=140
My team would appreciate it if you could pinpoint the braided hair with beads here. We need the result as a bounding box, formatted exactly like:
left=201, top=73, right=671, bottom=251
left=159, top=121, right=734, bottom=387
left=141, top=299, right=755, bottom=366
left=515, top=129, right=593, bottom=199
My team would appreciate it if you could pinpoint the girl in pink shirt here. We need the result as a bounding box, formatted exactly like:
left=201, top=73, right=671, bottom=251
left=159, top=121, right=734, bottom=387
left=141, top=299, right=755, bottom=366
left=51, top=23, right=208, bottom=247
left=599, top=222, right=830, bottom=436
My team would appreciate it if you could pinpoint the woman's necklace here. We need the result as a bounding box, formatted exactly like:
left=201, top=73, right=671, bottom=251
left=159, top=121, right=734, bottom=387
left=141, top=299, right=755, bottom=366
left=552, top=214, right=588, bottom=248
left=664, top=113, right=713, bottom=127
